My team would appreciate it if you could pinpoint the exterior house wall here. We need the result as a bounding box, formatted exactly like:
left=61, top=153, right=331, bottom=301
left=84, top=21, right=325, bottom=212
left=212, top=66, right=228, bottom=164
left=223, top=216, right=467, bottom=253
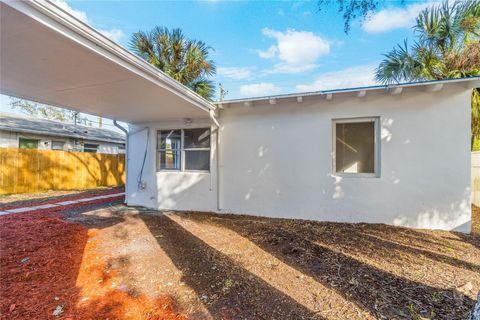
left=0, top=130, right=123, bottom=153
left=126, top=84, right=472, bottom=232
left=126, top=119, right=217, bottom=211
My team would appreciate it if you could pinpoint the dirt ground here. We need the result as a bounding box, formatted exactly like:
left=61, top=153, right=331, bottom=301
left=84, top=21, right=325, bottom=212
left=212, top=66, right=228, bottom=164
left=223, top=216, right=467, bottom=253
left=1, top=203, right=479, bottom=320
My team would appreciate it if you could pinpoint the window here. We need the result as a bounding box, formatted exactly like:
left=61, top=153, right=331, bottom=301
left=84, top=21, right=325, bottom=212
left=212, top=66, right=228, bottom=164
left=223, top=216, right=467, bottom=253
left=184, top=128, right=210, bottom=171
left=157, top=130, right=182, bottom=170
left=157, top=128, right=211, bottom=172
left=83, top=143, right=99, bottom=153
left=19, top=138, right=38, bottom=149
left=51, top=141, right=65, bottom=151
left=333, top=117, right=379, bottom=177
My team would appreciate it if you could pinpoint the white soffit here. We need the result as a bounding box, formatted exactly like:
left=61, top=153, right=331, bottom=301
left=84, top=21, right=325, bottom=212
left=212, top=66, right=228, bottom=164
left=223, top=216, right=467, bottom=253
left=0, top=1, right=214, bottom=124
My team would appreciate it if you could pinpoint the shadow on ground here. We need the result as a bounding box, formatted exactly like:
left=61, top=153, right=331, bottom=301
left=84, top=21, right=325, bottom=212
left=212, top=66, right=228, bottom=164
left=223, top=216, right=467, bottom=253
left=143, top=210, right=479, bottom=319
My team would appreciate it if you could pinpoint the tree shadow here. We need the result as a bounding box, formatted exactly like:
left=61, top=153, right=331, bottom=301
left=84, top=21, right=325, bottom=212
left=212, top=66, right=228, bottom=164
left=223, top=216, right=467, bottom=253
left=183, top=212, right=476, bottom=319
left=140, top=213, right=324, bottom=320
left=69, top=152, right=125, bottom=188
left=275, top=219, right=480, bottom=273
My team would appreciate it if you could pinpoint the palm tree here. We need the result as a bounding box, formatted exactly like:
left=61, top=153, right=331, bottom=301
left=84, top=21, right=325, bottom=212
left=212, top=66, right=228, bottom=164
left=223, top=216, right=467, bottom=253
left=130, top=27, right=216, bottom=100
left=376, top=0, right=480, bottom=84
left=375, top=0, right=480, bottom=149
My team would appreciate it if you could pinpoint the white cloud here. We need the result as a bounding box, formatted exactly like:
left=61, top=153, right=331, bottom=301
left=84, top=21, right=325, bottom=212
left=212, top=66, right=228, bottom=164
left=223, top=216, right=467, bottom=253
left=240, top=83, right=281, bottom=96
left=363, top=2, right=432, bottom=33
left=257, top=28, right=330, bottom=74
left=52, top=0, right=89, bottom=23
left=295, top=64, right=377, bottom=92
left=100, top=28, right=125, bottom=42
left=257, top=45, right=277, bottom=59
left=52, top=0, right=124, bottom=43
left=218, top=67, right=253, bottom=80
left=261, top=28, right=330, bottom=65
left=267, top=63, right=318, bottom=74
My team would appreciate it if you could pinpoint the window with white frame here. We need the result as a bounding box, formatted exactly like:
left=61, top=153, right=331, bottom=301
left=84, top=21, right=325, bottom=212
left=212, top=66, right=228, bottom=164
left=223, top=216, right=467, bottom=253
left=333, top=117, right=379, bottom=177
left=157, top=128, right=210, bottom=172
left=51, top=141, right=65, bottom=151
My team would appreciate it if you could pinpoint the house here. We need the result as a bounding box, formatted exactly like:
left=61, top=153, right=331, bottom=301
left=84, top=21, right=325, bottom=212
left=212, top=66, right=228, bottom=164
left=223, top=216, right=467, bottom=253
left=126, top=78, right=477, bottom=233
left=0, top=113, right=125, bottom=154
left=1, top=0, right=479, bottom=232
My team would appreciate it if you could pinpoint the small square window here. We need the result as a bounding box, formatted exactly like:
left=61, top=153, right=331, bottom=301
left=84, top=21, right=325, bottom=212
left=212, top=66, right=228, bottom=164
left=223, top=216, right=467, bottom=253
left=333, top=118, right=379, bottom=177
left=51, top=141, right=65, bottom=151
left=84, top=143, right=98, bottom=153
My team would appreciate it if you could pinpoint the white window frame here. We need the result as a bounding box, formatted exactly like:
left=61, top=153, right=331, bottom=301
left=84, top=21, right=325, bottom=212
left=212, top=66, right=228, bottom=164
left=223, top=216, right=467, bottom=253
left=332, top=117, right=380, bottom=178
left=157, top=128, right=211, bottom=173
left=51, top=140, right=65, bottom=151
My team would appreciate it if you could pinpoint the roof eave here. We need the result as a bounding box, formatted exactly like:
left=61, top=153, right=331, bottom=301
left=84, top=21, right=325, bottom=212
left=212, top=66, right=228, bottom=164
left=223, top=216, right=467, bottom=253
left=217, top=77, right=480, bottom=106
left=9, top=0, right=215, bottom=114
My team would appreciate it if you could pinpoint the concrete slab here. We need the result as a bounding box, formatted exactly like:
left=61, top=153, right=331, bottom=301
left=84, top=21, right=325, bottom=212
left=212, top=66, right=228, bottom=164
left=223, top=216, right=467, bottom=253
left=0, top=192, right=125, bottom=216
left=55, top=200, right=80, bottom=206
left=6, top=207, right=36, bottom=213
left=35, top=204, right=60, bottom=210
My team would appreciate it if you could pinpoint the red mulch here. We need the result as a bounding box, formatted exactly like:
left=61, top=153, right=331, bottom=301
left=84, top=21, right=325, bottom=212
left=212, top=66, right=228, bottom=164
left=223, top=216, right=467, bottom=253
left=1, top=188, right=124, bottom=211
left=0, top=206, right=185, bottom=320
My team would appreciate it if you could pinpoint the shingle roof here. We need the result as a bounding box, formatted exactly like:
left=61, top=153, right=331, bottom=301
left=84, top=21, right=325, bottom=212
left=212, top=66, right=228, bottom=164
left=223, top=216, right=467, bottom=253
left=0, top=113, right=125, bottom=144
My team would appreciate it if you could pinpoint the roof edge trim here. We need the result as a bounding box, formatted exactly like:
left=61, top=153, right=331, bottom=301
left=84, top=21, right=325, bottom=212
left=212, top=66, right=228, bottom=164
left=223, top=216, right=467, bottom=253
left=218, top=77, right=480, bottom=105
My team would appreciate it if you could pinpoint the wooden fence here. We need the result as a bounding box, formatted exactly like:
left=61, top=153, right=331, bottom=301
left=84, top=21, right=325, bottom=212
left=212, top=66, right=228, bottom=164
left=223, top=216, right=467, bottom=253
left=0, top=148, right=125, bottom=195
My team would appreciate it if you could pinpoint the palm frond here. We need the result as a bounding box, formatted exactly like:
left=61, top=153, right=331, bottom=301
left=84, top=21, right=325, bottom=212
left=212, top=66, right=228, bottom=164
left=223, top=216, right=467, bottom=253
left=375, top=40, right=422, bottom=84
left=129, top=26, right=216, bottom=100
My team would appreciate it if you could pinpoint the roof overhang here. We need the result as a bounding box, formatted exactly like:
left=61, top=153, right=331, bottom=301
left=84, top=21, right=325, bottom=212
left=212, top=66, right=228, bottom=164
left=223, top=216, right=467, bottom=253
left=0, top=0, right=215, bottom=124
left=218, top=77, right=480, bottom=107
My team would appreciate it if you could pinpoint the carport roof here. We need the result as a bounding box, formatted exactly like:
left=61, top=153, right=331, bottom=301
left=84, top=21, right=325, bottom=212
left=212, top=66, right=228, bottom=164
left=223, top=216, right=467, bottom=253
left=0, top=0, right=215, bottom=124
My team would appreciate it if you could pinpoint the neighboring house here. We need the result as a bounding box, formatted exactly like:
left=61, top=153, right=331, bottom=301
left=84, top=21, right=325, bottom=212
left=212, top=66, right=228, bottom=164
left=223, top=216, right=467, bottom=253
left=1, top=1, right=479, bottom=233
left=0, top=113, right=125, bottom=154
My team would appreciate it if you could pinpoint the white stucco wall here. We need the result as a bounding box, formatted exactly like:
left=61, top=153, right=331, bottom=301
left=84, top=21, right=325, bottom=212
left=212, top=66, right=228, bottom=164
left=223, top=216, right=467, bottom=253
left=126, top=119, right=217, bottom=211
left=126, top=83, right=472, bottom=232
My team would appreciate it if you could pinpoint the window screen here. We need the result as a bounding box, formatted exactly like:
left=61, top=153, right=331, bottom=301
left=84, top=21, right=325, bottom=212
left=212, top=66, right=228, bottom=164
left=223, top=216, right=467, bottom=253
left=157, top=130, right=182, bottom=170
left=184, top=128, right=210, bottom=171
left=335, top=120, right=376, bottom=174
left=51, top=141, right=65, bottom=151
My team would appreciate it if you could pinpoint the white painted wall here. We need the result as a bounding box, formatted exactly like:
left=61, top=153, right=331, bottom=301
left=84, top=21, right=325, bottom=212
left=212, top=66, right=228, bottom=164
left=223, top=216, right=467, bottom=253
left=0, top=130, right=123, bottom=154
left=126, top=119, right=217, bottom=211
left=126, top=84, right=472, bottom=232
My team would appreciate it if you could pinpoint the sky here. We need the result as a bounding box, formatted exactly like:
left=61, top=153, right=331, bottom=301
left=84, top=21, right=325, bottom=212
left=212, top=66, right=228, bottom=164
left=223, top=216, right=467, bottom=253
left=0, top=0, right=437, bottom=128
